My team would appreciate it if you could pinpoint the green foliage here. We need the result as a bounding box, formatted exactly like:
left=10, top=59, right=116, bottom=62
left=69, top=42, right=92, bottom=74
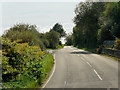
left=72, top=2, right=105, bottom=48
left=51, top=23, right=66, bottom=37
left=65, top=34, right=73, bottom=46
left=69, top=2, right=120, bottom=50
left=2, top=38, right=45, bottom=82
left=46, top=30, right=60, bottom=49
left=98, top=2, right=120, bottom=41
left=97, top=27, right=114, bottom=45
left=0, top=37, right=1, bottom=50
left=3, top=23, right=63, bottom=50
left=2, top=38, right=54, bottom=88
left=2, top=24, right=46, bottom=50
left=114, top=38, right=120, bottom=50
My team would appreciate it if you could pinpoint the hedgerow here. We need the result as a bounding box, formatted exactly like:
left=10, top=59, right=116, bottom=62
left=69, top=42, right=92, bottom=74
left=2, top=38, right=53, bottom=88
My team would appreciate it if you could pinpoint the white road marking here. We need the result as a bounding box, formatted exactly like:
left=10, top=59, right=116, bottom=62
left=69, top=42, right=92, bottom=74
left=42, top=54, right=56, bottom=88
left=86, top=62, right=92, bottom=67
left=81, top=57, right=85, bottom=61
left=64, top=81, right=67, bottom=85
left=54, top=54, right=55, bottom=59
left=78, top=55, right=79, bottom=56
left=93, top=69, right=102, bottom=80
left=79, top=53, right=102, bottom=81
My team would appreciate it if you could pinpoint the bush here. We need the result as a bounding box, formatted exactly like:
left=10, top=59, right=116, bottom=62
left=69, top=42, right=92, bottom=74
left=114, top=38, right=120, bottom=50
left=2, top=38, right=45, bottom=82
left=2, top=37, right=54, bottom=88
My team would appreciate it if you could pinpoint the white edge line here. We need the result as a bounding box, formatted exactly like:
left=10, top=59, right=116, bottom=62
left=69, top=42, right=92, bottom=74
left=42, top=54, right=56, bottom=88
left=93, top=69, right=102, bottom=80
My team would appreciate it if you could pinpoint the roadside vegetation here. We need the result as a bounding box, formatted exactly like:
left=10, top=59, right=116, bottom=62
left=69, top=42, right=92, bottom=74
left=1, top=23, right=66, bottom=88
left=66, top=2, right=120, bottom=56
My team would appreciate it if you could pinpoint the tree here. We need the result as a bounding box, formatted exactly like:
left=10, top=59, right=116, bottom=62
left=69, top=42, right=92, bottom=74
left=46, top=30, right=60, bottom=49
left=97, top=2, right=120, bottom=45
left=73, top=2, right=105, bottom=48
left=65, top=34, right=73, bottom=46
left=2, top=24, right=46, bottom=50
left=51, top=23, right=66, bottom=37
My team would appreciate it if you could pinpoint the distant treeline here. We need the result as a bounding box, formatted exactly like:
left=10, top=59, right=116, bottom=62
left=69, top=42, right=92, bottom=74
left=66, top=2, right=120, bottom=50
left=2, top=23, right=66, bottom=50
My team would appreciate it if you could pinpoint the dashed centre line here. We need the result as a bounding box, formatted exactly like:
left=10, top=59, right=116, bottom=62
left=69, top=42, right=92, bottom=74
left=81, top=57, right=85, bottom=61
left=93, top=69, right=102, bottom=80
left=86, top=62, right=92, bottom=67
left=78, top=54, right=103, bottom=81
left=64, top=81, right=67, bottom=85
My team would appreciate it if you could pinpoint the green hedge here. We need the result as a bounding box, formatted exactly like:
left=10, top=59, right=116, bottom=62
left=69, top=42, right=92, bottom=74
left=2, top=38, right=54, bottom=88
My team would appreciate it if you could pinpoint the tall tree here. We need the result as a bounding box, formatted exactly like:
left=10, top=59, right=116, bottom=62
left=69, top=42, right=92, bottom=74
left=65, top=34, right=73, bottom=46
left=46, top=30, right=60, bottom=49
left=97, top=2, right=120, bottom=45
left=51, top=23, right=66, bottom=37
left=73, top=2, right=105, bottom=48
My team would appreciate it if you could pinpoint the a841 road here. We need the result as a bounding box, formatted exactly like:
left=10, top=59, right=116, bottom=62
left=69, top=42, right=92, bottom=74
left=45, top=46, right=118, bottom=88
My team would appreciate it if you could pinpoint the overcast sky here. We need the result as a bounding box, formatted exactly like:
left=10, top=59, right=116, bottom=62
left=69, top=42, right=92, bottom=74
left=0, top=2, right=84, bottom=36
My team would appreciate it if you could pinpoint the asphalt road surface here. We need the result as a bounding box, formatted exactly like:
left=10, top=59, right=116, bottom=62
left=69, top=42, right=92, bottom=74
left=45, top=46, right=118, bottom=88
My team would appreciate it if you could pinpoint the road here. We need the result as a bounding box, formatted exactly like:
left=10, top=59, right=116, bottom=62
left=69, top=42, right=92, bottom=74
left=45, top=46, right=118, bottom=88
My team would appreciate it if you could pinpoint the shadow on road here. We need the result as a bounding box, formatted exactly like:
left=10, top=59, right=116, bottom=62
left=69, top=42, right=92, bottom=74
left=70, top=51, right=92, bottom=54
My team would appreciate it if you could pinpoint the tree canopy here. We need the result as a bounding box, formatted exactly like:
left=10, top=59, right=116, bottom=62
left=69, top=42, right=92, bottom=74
left=51, top=23, right=66, bottom=37
left=2, top=23, right=63, bottom=50
left=66, top=2, right=120, bottom=49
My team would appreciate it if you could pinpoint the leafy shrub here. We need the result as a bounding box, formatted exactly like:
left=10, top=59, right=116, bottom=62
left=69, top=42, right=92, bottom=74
left=2, top=38, right=54, bottom=88
left=2, top=38, right=45, bottom=82
left=114, top=38, right=120, bottom=50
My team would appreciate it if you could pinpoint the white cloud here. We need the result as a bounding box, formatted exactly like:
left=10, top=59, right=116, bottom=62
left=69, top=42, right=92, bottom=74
left=62, top=22, right=75, bottom=33
left=38, top=26, right=51, bottom=33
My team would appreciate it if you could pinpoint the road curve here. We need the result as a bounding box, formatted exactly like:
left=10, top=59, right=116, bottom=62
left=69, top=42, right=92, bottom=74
left=45, top=46, right=118, bottom=88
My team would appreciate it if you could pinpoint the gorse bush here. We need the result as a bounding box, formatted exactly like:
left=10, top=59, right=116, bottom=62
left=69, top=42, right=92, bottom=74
left=2, top=38, right=54, bottom=88
left=2, top=38, right=46, bottom=82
